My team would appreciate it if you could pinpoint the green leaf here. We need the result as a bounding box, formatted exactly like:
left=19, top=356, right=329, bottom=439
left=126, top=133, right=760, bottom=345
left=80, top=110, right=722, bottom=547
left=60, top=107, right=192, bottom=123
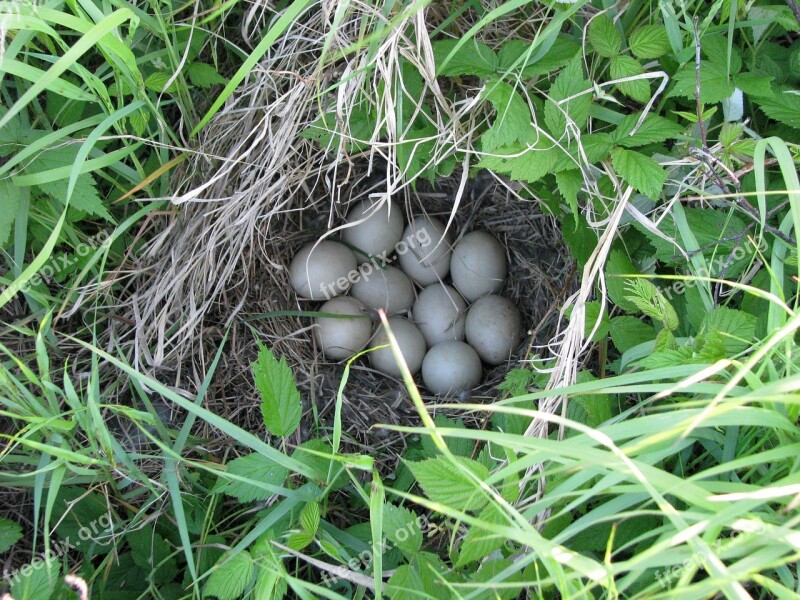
left=732, top=72, right=774, bottom=98
left=26, top=147, right=111, bottom=220
left=433, top=39, right=498, bottom=77
left=555, top=169, right=582, bottom=217
left=217, top=452, right=289, bottom=503
left=635, top=347, right=692, bottom=369
left=544, top=57, right=592, bottom=135
left=0, top=518, right=23, bottom=553
left=702, top=34, right=742, bottom=74
left=455, top=503, right=506, bottom=567
left=0, top=179, right=20, bottom=247
left=471, top=558, right=526, bottom=600
left=701, top=306, right=756, bottom=354
left=144, top=71, right=178, bottom=93
left=254, top=342, right=302, bottom=437
left=587, top=14, right=622, bottom=58
left=568, top=370, right=613, bottom=428
left=481, top=81, right=534, bottom=150
left=612, top=113, right=684, bottom=148
left=497, top=368, right=535, bottom=397
left=610, top=147, right=666, bottom=200
left=477, top=140, right=561, bottom=185
left=291, top=438, right=347, bottom=490
left=285, top=530, right=315, bottom=550
left=576, top=300, right=610, bottom=342
left=386, top=564, right=425, bottom=599
left=127, top=529, right=178, bottom=585
left=609, top=316, right=657, bottom=353
left=383, top=504, right=423, bottom=555
left=668, top=61, right=736, bottom=104
left=693, top=330, right=727, bottom=361
left=204, top=551, right=254, bottom=600
left=756, top=87, right=800, bottom=128
left=606, top=249, right=641, bottom=312
left=629, top=24, right=671, bottom=59
left=11, top=558, right=59, bottom=600
left=300, top=501, right=320, bottom=536
left=521, top=36, right=581, bottom=77
left=653, top=327, right=678, bottom=352
left=624, top=279, right=679, bottom=330
left=610, top=55, right=650, bottom=103
left=577, top=132, right=615, bottom=163
left=188, top=63, right=227, bottom=88
left=407, top=455, right=489, bottom=512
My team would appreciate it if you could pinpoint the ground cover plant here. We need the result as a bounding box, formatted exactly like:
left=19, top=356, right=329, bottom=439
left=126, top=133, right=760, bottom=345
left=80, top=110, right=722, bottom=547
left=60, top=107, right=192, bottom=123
left=1, top=0, right=800, bottom=598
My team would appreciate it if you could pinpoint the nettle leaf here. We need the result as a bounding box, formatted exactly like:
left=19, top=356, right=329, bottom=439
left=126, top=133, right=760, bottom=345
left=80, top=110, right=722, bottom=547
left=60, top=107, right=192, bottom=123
left=478, top=140, right=561, bottom=184
left=408, top=455, right=489, bottom=512
left=253, top=342, right=302, bottom=437
left=555, top=169, right=583, bottom=217
left=455, top=503, right=506, bottom=567
left=701, top=306, right=756, bottom=354
left=0, top=179, right=20, bottom=247
left=756, top=87, right=800, bottom=128
left=544, top=57, right=592, bottom=135
left=635, top=347, right=693, bottom=369
left=612, top=113, right=684, bottom=148
left=521, top=35, right=581, bottom=77
left=608, top=316, right=656, bottom=353
left=693, top=330, right=727, bottom=361
left=187, top=62, right=227, bottom=88
left=624, top=278, right=679, bottom=330
left=610, top=55, right=650, bottom=103
left=668, top=61, right=735, bottom=104
left=654, top=328, right=678, bottom=352
left=217, top=452, right=288, bottom=503
left=383, top=504, right=423, bottom=555
left=300, top=501, right=320, bottom=536
left=433, top=39, right=498, bottom=77
left=285, top=531, right=314, bottom=550
left=28, top=147, right=112, bottom=220
left=0, top=517, right=23, bottom=553
left=702, top=34, right=742, bottom=75
left=481, top=81, right=534, bottom=150
left=574, top=132, right=615, bottom=163
left=629, top=24, right=670, bottom=59
left=588, top=14, right=622, bottom=58
left=497, top=368, right=536, bottom=397
left=733, top=72, right=774, bottom=98
left=611, top=147, right=666, bottom=199
left=144, top=71, right=179, bottom=93
left=204, top=551, right=254, bottom=600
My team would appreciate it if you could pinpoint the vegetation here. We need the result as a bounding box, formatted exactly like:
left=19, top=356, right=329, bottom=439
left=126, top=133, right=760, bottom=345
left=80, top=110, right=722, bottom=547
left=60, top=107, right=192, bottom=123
left=1, top=0, right=800, bottom=598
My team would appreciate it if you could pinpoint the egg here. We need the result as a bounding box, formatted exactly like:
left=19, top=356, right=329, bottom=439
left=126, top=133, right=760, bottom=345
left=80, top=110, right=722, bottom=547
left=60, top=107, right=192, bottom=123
left=369, top=317, right=427, bottom=377
left=342, top=198, right=405, bottom=260
left=314, top=297, right=372, bottom=360
left=450, top=231, right=507, bottom=301
left=412, top=283, right=467, bottom=346
left=421, top=341, right=482, bottom=395
left=397, top=216, right=452, bottom=285
left=465, top=295, right=523, bottom=365
left=350, top=265, right=415, bottom=316
left=289, top=240, right=358, bottom=300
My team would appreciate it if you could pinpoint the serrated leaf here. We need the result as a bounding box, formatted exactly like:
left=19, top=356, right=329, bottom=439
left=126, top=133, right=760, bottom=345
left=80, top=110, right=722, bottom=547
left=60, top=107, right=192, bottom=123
left=701, top=306, right=755, bottom=354
left=653, top=328, right=678, bottom=352
left=588, top=14, right=622, bottom=58
left=497, top=368, right=535, bottom=397
left=433, top=39, right=498, bottom=77
left=555, top=169, right=582, bottom=217
left=610, top=56, right=650, bottom=103
left=576, top=132, right=615, bottom=163
left=0, top=179, right=20, bottom=247
left=756, top=87, right=800, bottom=128
left=26, top=147, right=111, bottom=220
left=11, top=558, right=59, bottom=600
left=545, top=57, right=592, bottom=135
left=611, top=147, right=666, bottom=199
left=130, top=108, right=150, bottom=137
left=455, top=503, right=506, bottom=567
left=481, top=81, right=534, bottom=150
left=0, top=517, right=23, bottom=553
left=694, top=330, right=727, bottom=361
left=290, top=439, right=347, bottom=490
left=471, top=558, right=526, bottom=600
left=407, top=456, right=489, bottom=512
left=630, top=25, right=670, bottom=59
left=569, top=370, right=613, bottom=428
left=576, top=300, right=610, bottom=342
left=635, top=347, right=693, bottom=369
left=300, top=501, right=320, bottom=536
left=606, top=249, right=641, bottom=312
left=383, top=504, right=422, bottom=555
left=144, top=71, right=178, bottom=93
left=217, top=453, right=288, bottom=503
left=421, top=415, right=473, bottom=458
left=127, top=528, right=178, bottom=585
left=732, top=72, right=774, bottom=98
left=387, top=564, right=425, bottom=599
left=477, top=141, right=560, bottom=184
left=521, top=35, right=581, bottom=77
left=612, top=113, right=684, bottom=147
left=285, top=531, right=315, bottom=550
left=609, top=316, right=656, bottom=353
left=624, top=278, right=679, bottom=330
left=204, top=551, right=254, bottom=600
left=254, top=342, right=302, bottom=437
left=668, top=61, right=736, bottom=104
left=188, top=62, right=227, bottom=89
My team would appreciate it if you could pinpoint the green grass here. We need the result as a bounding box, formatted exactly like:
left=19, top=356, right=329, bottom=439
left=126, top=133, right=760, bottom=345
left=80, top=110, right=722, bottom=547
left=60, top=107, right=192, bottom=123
left=2, top=0, right=800, bottom=597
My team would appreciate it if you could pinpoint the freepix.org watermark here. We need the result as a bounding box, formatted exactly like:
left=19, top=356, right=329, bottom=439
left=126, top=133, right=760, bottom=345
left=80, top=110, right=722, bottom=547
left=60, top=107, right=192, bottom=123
left=2, top=514, right=113, bottom=590
left=319, top=226, right=433, bottom=299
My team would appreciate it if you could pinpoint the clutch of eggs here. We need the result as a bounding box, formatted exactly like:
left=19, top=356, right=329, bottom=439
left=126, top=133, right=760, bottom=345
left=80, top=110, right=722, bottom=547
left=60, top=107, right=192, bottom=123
left=289, top=199, right=523, bottom=396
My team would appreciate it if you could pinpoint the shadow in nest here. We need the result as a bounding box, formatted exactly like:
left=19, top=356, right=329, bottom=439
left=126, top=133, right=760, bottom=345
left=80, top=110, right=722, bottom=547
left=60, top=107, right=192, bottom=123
left=205, top=163, right=575, bottom=474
